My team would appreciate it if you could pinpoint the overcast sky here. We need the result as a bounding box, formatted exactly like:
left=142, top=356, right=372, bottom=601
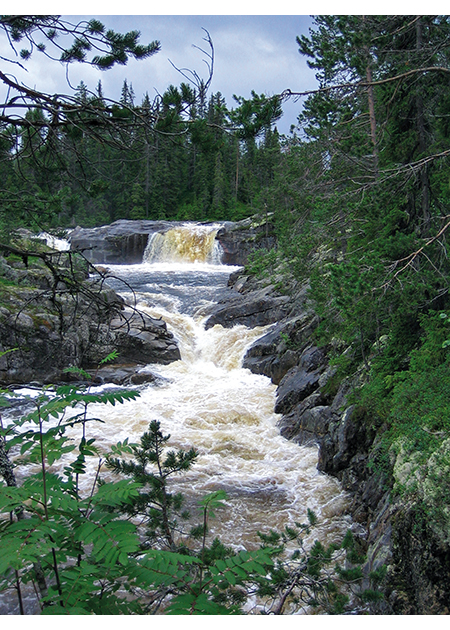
left=2, top=5, right=435, bottom=135
left=1, top=11, right=321, bottom=135
left=65, top=14, right=317, bottom=135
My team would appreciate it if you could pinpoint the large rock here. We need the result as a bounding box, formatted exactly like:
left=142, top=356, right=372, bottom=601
left=215, top=217, right=277, bottom=265
left=204, top=284, right=291, bottom=329
left=69, top=220, right=176, bottom=264
left=242, top=314, right=320, bottom=384
left=105, top=306, right=180, bottom=365
left=275, top=364, right=323, bottom=415
left=69, top=215, right=277, bottom=266
left=278, top=403, right=338, bottom=446
left=0, top=255, right=180, bottom=385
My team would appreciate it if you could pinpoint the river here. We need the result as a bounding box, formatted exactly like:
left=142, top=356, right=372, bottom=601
left=90, top=224, right=350, bottom=548
left=1, top=223, right=351, bottom=613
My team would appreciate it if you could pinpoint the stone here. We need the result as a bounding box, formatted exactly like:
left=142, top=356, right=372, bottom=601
left=204, top=285, right=291, bottom=329
left=275, top=366, right=322, bottom=415
left=278, top=403, right=337, bottom=446
left=70, top=220, right=175, bottom=264
left=69, top=216, right=277, bottom=266
left=0, top=256, right=181, bottom=385
left=215, top=217, right=277, bottom=265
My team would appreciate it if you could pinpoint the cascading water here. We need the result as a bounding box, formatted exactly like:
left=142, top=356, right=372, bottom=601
left=83, top=222, right=351, bottom=550
left=144, top=223, right=223, bottom=265
left=0, top=222, right=352, bottom=614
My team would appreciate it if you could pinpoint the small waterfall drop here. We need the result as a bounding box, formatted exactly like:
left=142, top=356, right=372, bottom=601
left=38, top=232, right=71, bottom=251
left=144, top=223, right=223, bottom=264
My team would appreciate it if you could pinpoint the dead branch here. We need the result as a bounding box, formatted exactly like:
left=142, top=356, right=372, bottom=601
left=376, top=217, right=450, bottom=292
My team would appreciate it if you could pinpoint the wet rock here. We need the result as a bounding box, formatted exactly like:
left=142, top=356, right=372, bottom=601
left=215, top=217, right=276, bottom=266
left=86, top=306, right=181, bottom=367
left=204, top=285, right=291, bottom=329
left=274, top=366, right=322, bottom=415
left=242, top=309, right=320, bottom=383
left=70, top=220, right=178, bottom=264
left=70, top=216, right=277, bottom=266
left=278, top=404, right=337, bottom=446
left=85, top=365, right=163, bottom=387
left=0, top=257, right=181, bottom=385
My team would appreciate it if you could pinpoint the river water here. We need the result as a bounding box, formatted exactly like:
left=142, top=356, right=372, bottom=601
left=1, top=223, right=351, bottom=613
left=91, top=224, right=350, bottom=548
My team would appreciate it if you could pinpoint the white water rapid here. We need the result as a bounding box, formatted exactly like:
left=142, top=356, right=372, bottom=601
left=0, top=222, right=353, bottom=614
left=84, top=223, right=351, bottom=550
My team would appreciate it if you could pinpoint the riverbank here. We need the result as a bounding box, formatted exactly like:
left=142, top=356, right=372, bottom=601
left=0, top=245, right=180, bottom=386
left=214, top=266, right=450, bottom=615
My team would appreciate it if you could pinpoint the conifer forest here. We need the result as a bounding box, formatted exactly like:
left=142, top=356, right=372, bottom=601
left=1, top=15, right=450, bottom=616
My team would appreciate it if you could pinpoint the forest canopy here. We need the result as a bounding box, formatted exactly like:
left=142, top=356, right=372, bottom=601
left=0, top=15, right=284, bottom=231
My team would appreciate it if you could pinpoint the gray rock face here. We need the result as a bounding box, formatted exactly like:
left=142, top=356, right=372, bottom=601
left=242, top=314, right=320, bottom=384
left=69, top=220, right=177, bottom=264
left=215, top=218, right=277, bottom=266
left=204, top=285, right=291, bottom=330
left=106, top=307, right=180, bottom=365
left=279, top=404, right=338, bottom=446
left=0, top=256, right=180, bottom=385
left=275, top=365, right=322, bottom=415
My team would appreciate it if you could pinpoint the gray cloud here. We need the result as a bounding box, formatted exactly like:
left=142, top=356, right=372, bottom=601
left=0, top=15, right=318, bottom=134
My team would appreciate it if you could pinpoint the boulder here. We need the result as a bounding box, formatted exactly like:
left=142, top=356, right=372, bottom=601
left=215, top=217, right=277, bottom=266
left=0, top=256, right=180, bottom=385
left=278, top=403, right=338, bottom=446
left=274, top=365, right=322, bottom=415
left=70, top=220, right=178, bottom=264
left=82, top=365, right=166, bottom=387
left=204, top=285, right=291, bottom=330
left=105, top=307, right=181, bottom=365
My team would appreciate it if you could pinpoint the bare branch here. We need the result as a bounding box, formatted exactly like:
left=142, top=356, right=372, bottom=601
left=281, top=66, right=450, bottom=102
left=376, top=217, right=450, bottom=292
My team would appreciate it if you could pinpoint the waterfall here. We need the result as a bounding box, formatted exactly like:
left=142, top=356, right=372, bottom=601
left=143, top=223, right=223, bottom=264
left=38, top=232, right=71, bottom=251
left=1, top=221, right=351, bottom=615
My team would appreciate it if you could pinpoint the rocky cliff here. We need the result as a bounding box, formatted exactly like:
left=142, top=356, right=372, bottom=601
left=0, top=250, right=180, bottom=386
left=69, top=220, right=176, bottom=264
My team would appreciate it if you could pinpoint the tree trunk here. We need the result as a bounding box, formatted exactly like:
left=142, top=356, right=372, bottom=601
left=366, top=62, right=379, bottom=177
left=361, top=16, right=379, bottom=178
left=415, top=17, right=431, bottom=234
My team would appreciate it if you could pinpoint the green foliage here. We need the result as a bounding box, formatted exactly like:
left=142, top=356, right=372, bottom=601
left=245, top=247, right=280, bottom=278
left=357, top=309, right=450, bottom=461
left=0, top=70, right=282, bottom=230
left=349, top=308, right=450, bottom=544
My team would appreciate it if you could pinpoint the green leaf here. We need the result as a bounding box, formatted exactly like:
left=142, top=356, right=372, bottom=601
left=99, top=350, right=119, bottom=365
left=223, top=569, right=236, bottom=586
